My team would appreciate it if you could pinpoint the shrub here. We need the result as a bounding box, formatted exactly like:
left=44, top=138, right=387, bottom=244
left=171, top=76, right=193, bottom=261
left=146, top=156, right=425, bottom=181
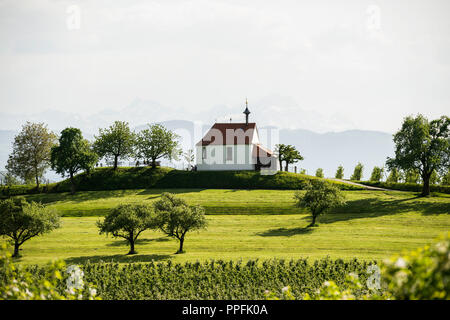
left=370, top=166, right=384, bottom=182
left=0, top=244, right=98, bottom=300
left=315, top=168, right=324, bottom=178
left=335, top=166, right=344, bottom=179
left=350, top=163, right=364, bottom=181
left=267, top=234, right=450, bottom=300
left=381, top=233, right=450, bottom=299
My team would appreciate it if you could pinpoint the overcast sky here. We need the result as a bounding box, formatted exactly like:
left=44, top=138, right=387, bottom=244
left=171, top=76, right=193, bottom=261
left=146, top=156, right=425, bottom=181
left=0, top=0, right=449, bottom=133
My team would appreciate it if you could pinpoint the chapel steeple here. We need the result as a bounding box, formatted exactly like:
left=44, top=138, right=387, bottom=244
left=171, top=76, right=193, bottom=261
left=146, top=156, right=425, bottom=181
left=243, top=98, right=250, bottom=125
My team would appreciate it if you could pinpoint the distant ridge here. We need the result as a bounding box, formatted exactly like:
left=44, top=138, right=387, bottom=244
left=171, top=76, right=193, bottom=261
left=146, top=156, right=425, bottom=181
left=0, top=122, right=394, bottom=181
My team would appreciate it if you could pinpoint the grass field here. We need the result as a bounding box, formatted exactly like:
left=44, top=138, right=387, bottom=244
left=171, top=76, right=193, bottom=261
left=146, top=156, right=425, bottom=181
left=22, top=188, right=450, bottom=217
left=4, top=189, right=449, bottom=265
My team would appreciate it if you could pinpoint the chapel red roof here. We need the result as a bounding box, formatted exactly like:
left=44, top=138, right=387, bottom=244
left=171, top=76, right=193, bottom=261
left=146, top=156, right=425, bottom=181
left=196, top=123, right=257, bottom=146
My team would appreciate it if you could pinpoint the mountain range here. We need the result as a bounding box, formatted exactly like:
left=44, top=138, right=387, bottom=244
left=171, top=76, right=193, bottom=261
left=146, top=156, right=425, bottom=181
left=0, top=119, right=394, bottom=182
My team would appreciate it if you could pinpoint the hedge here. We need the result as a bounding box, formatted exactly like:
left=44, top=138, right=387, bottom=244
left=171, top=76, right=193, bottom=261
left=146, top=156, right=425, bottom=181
left=354, top=181, right=450, bottom=194
left=0, top=167, right=363, bottom=197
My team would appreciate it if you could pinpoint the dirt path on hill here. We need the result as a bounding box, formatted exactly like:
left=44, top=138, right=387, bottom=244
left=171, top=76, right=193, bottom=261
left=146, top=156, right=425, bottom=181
left=328, top=178, right=391, bottom=191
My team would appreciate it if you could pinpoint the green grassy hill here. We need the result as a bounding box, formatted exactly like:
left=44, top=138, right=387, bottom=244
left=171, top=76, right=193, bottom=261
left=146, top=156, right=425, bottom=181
left=5, top=188, right=450, bottom=264
left=0, top=167, right=363, bottom=196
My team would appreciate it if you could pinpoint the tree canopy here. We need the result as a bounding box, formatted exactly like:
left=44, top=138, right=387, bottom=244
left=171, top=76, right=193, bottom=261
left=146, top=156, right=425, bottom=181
left=6, top=122, right=56, bottom=188
left=93, top=121, right=136, bottom=170
left=50, top=128, right=98, bottom=194
left=136, top=124, right=180, bottom=168
left=315, top=168, right=324, bottom=178
left=350, top=162, right=364, bottom=181
left=370, top=166, right=384, bottom=182
left=335, top=165, right=344, bottom=179
left=294, top=180, right=346, bottom=227
left=404, top=169, right=421, bottom=184
left=153, top=193, right=207, bottom=254
left=275, top=144, right=304, bottom=172
left=97, top=204, right=156, bottom=254
left=386, top=168, right=401, bottom=183
left=387, top=114, right=450, bottom=196
left=0, top=197, right=60, bottom=257
left=441, top=170, right=450, bottom=186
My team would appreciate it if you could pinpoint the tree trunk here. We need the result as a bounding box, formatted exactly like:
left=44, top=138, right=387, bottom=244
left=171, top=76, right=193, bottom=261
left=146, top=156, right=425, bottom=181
left=70, top=172, right=75, bottom=195
left=176, top=236, right=185, bottom=254
left=128, top=240, right=137, bottom=255
left=284, top=162, right=289, bottom=172
left=113, top=155, right=118, bottom=170
left=35, top=174, right=40, bottom=189
left=278, top=159, right=282, bottom=171
left=309, top=214, right=317, bottom=227
left=151, top=158, right=157, bottom=169
left=13, top=241, right=20, bottom=257
left=421, top=174, right=431, bottom=197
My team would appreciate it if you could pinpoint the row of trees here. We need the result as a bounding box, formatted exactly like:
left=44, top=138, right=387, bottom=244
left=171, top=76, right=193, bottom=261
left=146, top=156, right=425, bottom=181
left=331, top=163, right=449, bottom=185
left=0, top=193, right=207, bottom=258
left=93, top=121, right=180, bottom=170
left=278, top=114, right=449, bottom=197
left=98, top=193, right=206, bottom=255
left=348, top=114, right=449, bottom=196
left=5, top=121, right=181, bottom=192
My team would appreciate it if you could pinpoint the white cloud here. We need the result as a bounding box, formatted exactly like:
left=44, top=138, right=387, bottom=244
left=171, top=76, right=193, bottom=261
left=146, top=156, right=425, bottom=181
left=0, top=0, right=449, bottom=133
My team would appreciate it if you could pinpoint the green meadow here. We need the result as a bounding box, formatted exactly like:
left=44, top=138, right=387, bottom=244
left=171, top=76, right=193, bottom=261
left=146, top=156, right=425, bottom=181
left=4, top=189, right=449, bottom=265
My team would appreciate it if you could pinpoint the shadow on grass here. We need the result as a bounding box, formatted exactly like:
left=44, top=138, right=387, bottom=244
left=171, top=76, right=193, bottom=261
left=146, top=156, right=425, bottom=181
left=256, top=226, right=313, bottom=237
left=65, top=253, right=172, bottom=264
left=26, top=187, right=209, bottom=206
left=137, top=188, right=207, bottom=197
left=25, top=189, right=136, bottom=205
left=106, top=237, right=170, bottom=247
left=314, top=195, right=450, bottom=225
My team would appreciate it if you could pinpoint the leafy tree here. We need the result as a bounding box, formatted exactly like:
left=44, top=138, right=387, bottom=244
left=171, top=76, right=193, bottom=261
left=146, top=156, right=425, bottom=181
left=97, top=204, right=157, bottom=255
left=274, top=144, right=287, bottom=171
left=386, top=168, right=401, bottom=183
left=275, top=144, right=303, bottom=172
left=6, top=122, right=56, bottom=188
left=153, top=193, right=207, bottom=254
left=335, top=165, right=344, bottom=179
left=183, top=149, right=195, bottom=170
left=405, top=169, right=421, bottom=184
left=0, top=197, right=60, bottom=257
left=93, top=121, right=136, bottom=170
left=370, top=166, right=384, bottom=182
left=299, top=168, right=307, bottom=175
left=350, top=162, right=364, bottom=181
left=294, top=180, right=346, bottom=227
left=0, top=171, right=22, bottom=186
left=50, top=128, right=98, bottom=194
left=136, top=124, right=181, bottom=168
left=283, top=145, right=304, bottom=172
left=387, top=114, right=450, bottom=196
left=430, top=170, right=440, bottom=185
left=315, top=168, right=324, bottom=178
left=441, top=170, right=450, bottom=186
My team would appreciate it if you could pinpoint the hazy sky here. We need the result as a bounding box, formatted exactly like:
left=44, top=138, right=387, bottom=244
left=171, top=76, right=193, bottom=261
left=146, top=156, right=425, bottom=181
left=0, top=0, right=449, bottom=133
